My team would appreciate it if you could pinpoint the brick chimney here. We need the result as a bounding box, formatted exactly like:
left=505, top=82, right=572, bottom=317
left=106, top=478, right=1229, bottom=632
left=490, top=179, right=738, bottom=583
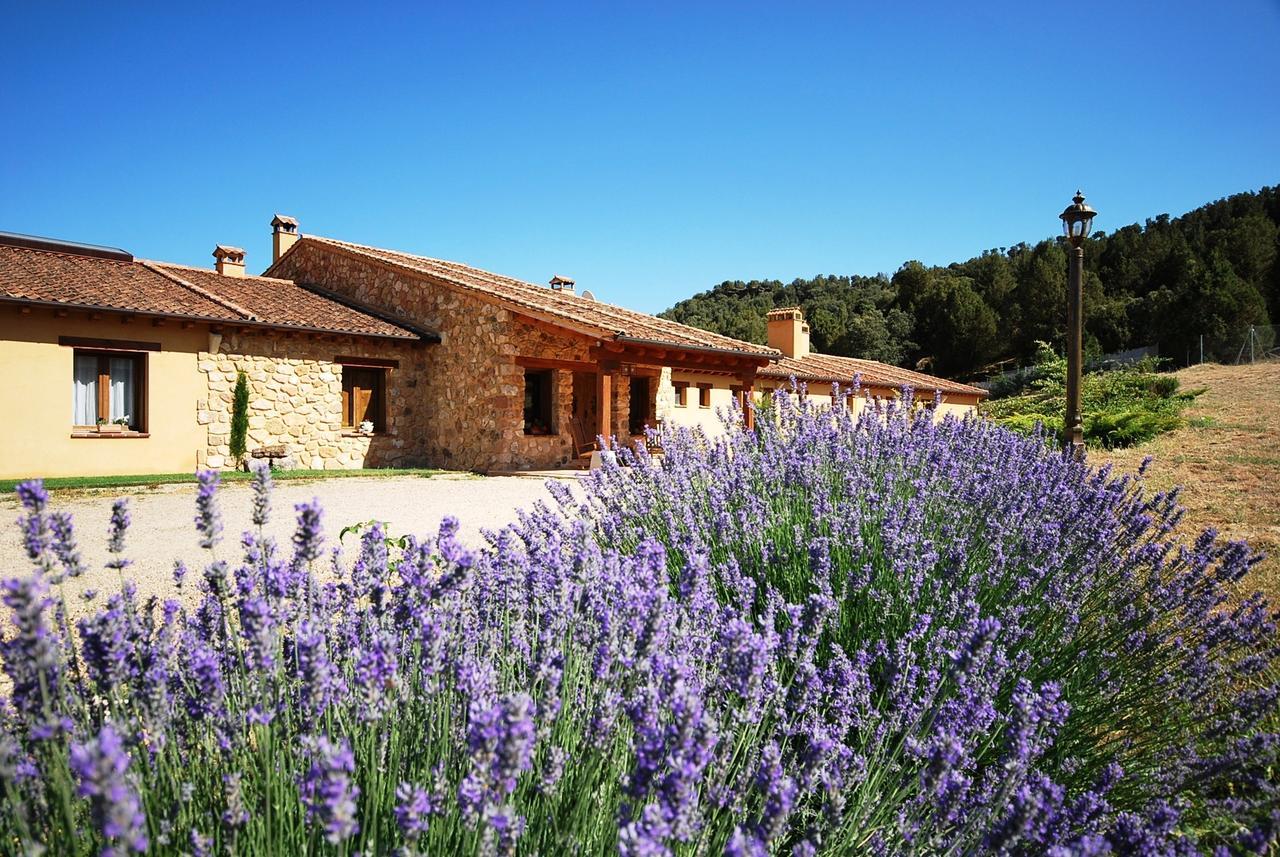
left=271, top=214, right=299, bottom=263
left=213, top=245, right=246, bottom=278
left=766, top=306, right=810, bottom=359
left=549, top=274, right=575, bottom=293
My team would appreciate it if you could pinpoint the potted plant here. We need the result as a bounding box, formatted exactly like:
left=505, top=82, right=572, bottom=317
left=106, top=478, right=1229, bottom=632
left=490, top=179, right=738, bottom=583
left=359, top=419, right=375, bottom=436
left=96, top=417, right=123, bottom=434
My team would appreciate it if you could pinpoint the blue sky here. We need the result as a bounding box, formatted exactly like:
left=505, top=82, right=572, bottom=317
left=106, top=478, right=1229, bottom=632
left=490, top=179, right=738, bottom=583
left=2, top=1, right=1277, bottom=313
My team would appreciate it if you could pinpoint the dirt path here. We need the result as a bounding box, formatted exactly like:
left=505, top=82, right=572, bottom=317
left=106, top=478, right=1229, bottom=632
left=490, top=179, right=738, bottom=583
left=0, top=473, right=571, bottom=616
left=1097, top=361, right=1280, bottom=598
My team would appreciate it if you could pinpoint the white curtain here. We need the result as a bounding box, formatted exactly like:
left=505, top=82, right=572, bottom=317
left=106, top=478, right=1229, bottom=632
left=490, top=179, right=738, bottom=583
left=72, top=354, right=98, bottom=426
left=109, top=357, right=134, bottom=425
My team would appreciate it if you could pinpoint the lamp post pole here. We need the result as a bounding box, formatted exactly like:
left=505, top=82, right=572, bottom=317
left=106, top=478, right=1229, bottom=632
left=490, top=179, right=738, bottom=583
left=1065, top=244, right=1085, bottom=450
left=1059, top=191, right=1097, bottom=454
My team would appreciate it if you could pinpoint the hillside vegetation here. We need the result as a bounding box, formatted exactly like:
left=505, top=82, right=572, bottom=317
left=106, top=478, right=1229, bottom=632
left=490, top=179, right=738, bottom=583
left=661, top=185, right=1279, bottom=378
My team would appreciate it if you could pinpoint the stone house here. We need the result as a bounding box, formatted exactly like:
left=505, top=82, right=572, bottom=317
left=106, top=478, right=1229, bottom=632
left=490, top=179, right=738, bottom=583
left=0, top=219, right=982, bottom=481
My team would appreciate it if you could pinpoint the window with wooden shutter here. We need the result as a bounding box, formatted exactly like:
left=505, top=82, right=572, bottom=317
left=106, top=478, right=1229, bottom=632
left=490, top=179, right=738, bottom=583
left=71, top=350, right=146, bottom=430
left=340, top=366, right=386, bottom=431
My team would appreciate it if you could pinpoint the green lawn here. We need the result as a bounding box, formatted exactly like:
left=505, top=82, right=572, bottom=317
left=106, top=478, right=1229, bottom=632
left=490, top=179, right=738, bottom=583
left=0, top=467, right=447, bottom=495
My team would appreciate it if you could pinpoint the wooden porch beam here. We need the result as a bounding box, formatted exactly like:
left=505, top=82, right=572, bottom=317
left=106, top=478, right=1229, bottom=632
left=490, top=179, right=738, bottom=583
left=596, top=369, right=613, bottom=450
left=515, top=355, right=599, bottom=374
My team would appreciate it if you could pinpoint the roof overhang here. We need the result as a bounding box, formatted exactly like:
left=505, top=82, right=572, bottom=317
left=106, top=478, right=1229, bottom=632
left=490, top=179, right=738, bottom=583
left=0, top=295, right=437, bottom=343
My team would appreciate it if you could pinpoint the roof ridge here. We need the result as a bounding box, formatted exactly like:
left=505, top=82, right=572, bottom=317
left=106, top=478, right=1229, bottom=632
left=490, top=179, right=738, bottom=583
left=154, top=260, right=294, bottom=284
left=139, top=260, right=259, bottom=322
left=306, top=236, right=777, bottom=356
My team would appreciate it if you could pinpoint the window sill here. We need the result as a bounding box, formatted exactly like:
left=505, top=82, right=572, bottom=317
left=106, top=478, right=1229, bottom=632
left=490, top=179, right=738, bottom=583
left=340, top=430, right=383, bottom=438
left=71, top=431, right=150, bottom=439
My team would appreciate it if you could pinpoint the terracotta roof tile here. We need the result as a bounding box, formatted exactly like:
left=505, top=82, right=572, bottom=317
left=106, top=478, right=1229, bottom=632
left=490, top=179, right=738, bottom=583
left=760, top=352, right=987, bottom=398
left=0, top=240, right=428, bottom=341
left=151, top=263, right=426, bottom=340
left=0, top=243, right=238, bottom=319
left=300, top=236, right=779, bottom=359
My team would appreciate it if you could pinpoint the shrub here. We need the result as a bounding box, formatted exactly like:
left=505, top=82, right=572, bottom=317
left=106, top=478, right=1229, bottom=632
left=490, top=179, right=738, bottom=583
left=984, top=345, right=1201, bottom=448
left=0, top=397, right=1276, bottom=855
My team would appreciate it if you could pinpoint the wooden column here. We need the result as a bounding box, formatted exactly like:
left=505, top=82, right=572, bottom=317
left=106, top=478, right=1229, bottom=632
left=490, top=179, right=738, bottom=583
left=739, top=370, right=757, bottom=431
left=596, top=367, right=613, bottom=449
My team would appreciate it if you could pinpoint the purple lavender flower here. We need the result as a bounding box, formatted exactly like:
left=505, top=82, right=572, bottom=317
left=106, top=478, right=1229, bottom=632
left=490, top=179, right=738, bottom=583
left=1, top=574, right=63, bottom=724
left=105, top=498, right=132, bottom=571
left=293, top=619, right=346, bottom=717
left=354, top=630, right=400, bottom=720
left=69, top=722, right=149, bottom=854
left=459, top=692, right=535, bottom=832
left=395, top=781, right=435, bottom=841
left=194, top=469, right=222, bottom=550
left=49, top=510, right=86, bottom=580
left=249, top=461, right=272, bottom=527
left=15, top=480, right=54, bottom=571
left=292, top=499, right=325, bottom=566
left=238, top=595, right=277, bottom=671
left=222, top=772, right=250, bottom=829
left=300, top=734, right=360, bottom=844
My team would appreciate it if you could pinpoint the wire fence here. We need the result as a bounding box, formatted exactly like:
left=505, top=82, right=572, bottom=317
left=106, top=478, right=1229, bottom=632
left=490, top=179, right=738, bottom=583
left=1190, top=325, right=1279, bottom=365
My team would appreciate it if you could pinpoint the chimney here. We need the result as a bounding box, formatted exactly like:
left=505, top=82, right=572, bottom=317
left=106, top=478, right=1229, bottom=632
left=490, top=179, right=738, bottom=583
left=766, top=306, right=810, bottom=359
left=213, top=245, right=246, bottom=278
left=549, top=274, right=575, bottom=293
left=271, top=214, right=300, bottom=263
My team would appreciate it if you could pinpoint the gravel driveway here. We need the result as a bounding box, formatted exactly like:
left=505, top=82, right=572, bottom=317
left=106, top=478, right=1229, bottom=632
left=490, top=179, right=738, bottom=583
left=0, top=474, right=572, bottom=615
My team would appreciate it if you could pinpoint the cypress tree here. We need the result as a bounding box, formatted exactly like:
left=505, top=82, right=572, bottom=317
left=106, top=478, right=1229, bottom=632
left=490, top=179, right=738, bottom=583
left=229, top=370, right=249, bottom=465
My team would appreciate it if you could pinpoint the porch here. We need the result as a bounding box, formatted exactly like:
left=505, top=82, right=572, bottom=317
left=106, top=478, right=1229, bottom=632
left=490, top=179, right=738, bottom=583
left=514, top=339, right=767, bottom=470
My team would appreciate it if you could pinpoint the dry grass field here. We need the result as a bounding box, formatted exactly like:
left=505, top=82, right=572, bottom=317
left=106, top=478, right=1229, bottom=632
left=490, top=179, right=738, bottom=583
left=1098, top=361, right=1280, bottom=600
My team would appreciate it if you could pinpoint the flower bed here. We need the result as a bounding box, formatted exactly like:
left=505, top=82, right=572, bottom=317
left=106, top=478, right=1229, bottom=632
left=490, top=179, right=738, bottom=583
left=1, top=389, right=1277, bottom=855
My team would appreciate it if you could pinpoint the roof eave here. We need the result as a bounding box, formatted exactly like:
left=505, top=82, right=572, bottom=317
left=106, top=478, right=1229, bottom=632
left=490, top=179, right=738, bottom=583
left=0, top=296, right=431, bottom=342
left=613, top=335, right=777, bottom=363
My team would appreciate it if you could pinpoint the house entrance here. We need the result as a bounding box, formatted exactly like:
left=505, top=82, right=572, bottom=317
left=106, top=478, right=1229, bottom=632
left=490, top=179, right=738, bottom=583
left=629, top=376, right=652, bottom=435
left=572, top=371, right=598, bottom=425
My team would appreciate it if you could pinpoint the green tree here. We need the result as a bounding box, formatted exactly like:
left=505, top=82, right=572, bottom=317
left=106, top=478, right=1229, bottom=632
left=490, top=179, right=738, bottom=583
left=230, top=370, right=250, bottom=464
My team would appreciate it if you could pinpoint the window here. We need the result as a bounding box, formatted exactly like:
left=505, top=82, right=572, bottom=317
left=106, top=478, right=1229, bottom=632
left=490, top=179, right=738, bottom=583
left=731, top=385, right=745, bottom=410
left=524, top=369, right=554, bottom=435
left=341, top=366, right=386, bottom=431
left=698, top=384, right=712, bottom=408
left=673, top=382, right=688, bottom=407
left=72, top=351, right=145, bottom=430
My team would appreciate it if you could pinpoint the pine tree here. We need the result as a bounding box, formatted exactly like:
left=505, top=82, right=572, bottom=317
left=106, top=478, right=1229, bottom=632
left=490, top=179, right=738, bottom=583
left=229, top=370, right=249, bottom=465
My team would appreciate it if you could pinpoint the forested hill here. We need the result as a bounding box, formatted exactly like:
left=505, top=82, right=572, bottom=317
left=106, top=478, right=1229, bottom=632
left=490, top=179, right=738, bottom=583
left=659, top=185, right=1279, bottom=378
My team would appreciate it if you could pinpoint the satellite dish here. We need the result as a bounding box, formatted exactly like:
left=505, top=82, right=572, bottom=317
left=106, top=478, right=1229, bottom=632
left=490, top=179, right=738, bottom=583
left=580, top=289, right=596, bottom=301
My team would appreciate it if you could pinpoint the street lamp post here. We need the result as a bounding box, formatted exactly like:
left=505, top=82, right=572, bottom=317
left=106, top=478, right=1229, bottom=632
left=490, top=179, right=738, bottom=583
left=1059, top=190, right=1097, bottom=453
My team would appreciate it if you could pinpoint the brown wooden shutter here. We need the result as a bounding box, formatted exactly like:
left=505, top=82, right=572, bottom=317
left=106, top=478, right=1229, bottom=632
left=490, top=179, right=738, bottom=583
left=353, top=387, right=372, bottom=426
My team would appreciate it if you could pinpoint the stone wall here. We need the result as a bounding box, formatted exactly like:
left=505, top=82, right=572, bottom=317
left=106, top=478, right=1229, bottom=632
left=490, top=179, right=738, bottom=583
left=198, top=330, right=428, bottom=470
left=271, top=243, right=628, bottom=471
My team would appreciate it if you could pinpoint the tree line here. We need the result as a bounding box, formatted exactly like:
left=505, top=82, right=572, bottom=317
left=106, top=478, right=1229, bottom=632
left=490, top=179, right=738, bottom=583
left=660, top=184, right=1279, bottom=377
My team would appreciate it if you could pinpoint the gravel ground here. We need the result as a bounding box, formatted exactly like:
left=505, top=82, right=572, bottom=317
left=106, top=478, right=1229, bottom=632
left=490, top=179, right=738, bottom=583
left=0, top=474, right=572, bottom=617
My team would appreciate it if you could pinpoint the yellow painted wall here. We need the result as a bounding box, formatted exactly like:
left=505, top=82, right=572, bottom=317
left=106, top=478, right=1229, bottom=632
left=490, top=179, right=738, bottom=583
left=0, top=312, right=208, bottom=479
left=661, top=371, right=744, bottom=435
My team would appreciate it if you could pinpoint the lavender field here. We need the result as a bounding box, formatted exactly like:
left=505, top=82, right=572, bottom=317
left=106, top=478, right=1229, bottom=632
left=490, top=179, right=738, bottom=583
left=2, top=388, right=1278, bottom=855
